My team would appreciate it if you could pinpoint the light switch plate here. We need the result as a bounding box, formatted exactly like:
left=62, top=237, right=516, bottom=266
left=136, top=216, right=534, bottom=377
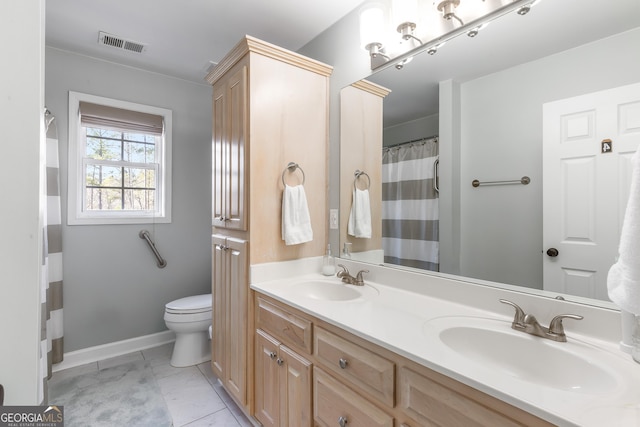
left=329, top=209, right=338, bottom=229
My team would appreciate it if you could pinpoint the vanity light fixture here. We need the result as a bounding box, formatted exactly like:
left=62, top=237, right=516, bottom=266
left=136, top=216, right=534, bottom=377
left=360, top=3, right=391, bottom=60
left=361, top=0, right=544, bottom=71
left=437, top=0, right=464, bottom=26
left=395, top=56, right=414, bottom=70
left=466, top=22, right=489, bottom=37
left=516, top=0, right=540, bottom=15
left=393, top=0, right=422, bottom=44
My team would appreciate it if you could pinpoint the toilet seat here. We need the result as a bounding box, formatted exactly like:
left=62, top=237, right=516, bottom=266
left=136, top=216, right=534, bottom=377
left=165, top=294, right=212, bottom=315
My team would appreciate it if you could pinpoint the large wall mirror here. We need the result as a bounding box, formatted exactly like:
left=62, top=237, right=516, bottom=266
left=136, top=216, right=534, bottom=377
left=339, top=0, right=640, bottom=308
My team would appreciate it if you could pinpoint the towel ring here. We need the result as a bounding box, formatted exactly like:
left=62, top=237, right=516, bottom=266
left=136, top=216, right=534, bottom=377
left=281, top=162, right=306, bottom=186
left=354, top=170, right=370, bottom=190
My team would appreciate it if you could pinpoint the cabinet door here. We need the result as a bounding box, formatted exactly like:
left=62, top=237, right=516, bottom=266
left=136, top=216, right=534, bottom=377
left=255, top=330, right=281, bottom=427
left=225, top=237, right=248, bottom=404
left=280, top=345, right=312, bottom=427
left=212, top=84, right=226, bottom=228
left=212, top=64, right=247, bottom=230
left=211, top=235, right=226, bottom=379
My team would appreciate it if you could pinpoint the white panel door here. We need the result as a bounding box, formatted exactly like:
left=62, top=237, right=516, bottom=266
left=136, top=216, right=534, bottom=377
left=543, top=82, right=640, bottom=300
left=543, top=84, right=640, bottom=300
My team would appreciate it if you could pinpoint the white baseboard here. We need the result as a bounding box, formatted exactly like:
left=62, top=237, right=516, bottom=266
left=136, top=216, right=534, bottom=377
left=52, top=330, right=175, bottom=372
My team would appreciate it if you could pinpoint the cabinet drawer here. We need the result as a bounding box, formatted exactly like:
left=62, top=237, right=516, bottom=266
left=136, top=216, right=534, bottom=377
left=256, top=296, right=312, bottom=354
left=399, top=366, right=553, bottom=427
left=314, top=367, right=393, bottom=427
left=314, top=326, right=395, bottom=407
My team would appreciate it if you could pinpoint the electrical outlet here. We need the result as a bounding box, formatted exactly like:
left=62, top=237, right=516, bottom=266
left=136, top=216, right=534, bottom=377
left=329, top=209, right=338, bottom=229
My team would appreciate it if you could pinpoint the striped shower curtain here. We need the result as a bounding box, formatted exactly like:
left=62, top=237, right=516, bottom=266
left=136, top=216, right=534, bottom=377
left=40, top=109, right=64, bottom=401
left=382, top=138, right=439, bottom=271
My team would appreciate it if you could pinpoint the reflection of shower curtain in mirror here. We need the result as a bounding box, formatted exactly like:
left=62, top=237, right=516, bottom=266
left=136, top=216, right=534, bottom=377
left=382, top=138, right=439, bottom=271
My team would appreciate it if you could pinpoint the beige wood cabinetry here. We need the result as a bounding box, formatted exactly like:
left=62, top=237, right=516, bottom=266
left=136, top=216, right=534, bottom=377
left=207, top=36, right=332, bottom=415
left=211, top=235, right=248, bottom=404
left=254, top=329, right=313, bottom=427
left=314, top=326, right=394, bottom=407
left=339, top=81, right=390, bottom=255
left=255, top=295, right=314, bottom=427
left=212, top=64, right=247, bottom=231
left=253, top=292, right=556, bottom=427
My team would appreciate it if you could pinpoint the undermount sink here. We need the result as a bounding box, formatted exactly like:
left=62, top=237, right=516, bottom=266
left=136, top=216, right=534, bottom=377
left=423, top=316, right=620, bottom=394
left=290, top=279, right=379, bottom=301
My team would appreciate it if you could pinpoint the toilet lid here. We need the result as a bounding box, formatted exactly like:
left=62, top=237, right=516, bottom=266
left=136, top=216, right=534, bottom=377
left=165, top=294, right=212, bottom=314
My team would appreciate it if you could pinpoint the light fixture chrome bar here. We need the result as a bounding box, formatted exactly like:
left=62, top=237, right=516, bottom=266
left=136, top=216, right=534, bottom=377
left=371, top=0, right=539, bottom=72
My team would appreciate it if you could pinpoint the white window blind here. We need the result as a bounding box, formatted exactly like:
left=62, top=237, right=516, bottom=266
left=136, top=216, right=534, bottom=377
left=79, top=101, right=164, bottom=135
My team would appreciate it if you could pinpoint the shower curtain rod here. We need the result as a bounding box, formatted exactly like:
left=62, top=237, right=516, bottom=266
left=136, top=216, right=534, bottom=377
left=383, top=134, right=438, bottom=150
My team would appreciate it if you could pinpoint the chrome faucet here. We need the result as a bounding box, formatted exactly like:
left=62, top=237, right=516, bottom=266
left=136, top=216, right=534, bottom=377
left=336, top=264, right=368, bottom=286
left=499, top=299, right=583, bottom=342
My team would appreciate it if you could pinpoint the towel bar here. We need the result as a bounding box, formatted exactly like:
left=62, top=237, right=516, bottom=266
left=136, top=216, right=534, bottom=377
left=281, top=162, right=306, bottom=186
left=472, top=176, right=530, bottom=187
left=354, top=170, right=371, bottom=190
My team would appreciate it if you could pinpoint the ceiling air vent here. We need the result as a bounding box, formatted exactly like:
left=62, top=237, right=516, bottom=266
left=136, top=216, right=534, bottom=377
left=98, top=31, right=147, bottom=54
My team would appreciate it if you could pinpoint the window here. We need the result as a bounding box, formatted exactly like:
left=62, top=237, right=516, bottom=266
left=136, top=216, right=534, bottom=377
left=68, top=92, right=172, bottom=225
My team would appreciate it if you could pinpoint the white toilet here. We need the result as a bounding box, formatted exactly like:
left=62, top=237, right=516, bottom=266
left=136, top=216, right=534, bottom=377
left=164, top=294, right=212, bottom=367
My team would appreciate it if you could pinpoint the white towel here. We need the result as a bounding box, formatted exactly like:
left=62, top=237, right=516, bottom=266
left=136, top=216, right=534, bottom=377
left=608, top=146, right=640, bottom=314
left=281, top=184, right=313, bottom=245
left=348, top=188, right=372, bottom=239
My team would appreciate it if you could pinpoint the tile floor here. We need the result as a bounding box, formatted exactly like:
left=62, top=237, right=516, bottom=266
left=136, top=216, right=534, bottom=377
left=49, top=343, right=254, bottom=427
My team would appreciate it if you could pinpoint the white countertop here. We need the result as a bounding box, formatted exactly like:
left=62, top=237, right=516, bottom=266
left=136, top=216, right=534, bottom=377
left=250, top=258, right=640, bottom=427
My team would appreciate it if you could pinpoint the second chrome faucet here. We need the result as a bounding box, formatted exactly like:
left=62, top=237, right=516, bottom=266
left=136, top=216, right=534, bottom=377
left=499, top=299, right=583, bottom=342
left=337, top=264, right=368, bottom=286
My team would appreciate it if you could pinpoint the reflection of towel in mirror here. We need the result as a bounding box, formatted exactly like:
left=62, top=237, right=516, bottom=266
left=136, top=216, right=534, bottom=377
left=348, top=188, right=372, bottom=239
left=608, top=146, right=640, bottom=314
left=281, top=184, right=313, bottom=245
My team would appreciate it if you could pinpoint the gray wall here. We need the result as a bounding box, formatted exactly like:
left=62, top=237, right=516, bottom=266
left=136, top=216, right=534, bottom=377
left=45, top=48, right=212, bottom=351
left=458, top=28, right=640, bottom=288
left=383, top=114, right=439, bottom=146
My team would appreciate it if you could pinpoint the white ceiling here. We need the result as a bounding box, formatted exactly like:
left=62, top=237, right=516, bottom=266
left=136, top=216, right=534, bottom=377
left=45, top=0, right=640, bottom=127
left=46, top=0, right=364, bottom=83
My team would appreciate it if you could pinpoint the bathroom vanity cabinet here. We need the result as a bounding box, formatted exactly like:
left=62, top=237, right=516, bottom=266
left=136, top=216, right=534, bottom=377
left=211, top=235, right=248, bottom=404
left=254, top=296, right=314, bottom=427
left=211, top=64, right=247, bottom=231
left=253, top=292, right=555, bottom=427
left=207, top=36, right=332, bottom=414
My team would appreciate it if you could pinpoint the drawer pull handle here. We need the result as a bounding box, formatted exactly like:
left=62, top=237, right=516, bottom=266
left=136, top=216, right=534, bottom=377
left=268, top=351, right=277, bottom=359
left=277, top=358, right=284, bottom=366
left=338, top=358, right=348, bottom=369
left=338, top=416, right=348, bottom=427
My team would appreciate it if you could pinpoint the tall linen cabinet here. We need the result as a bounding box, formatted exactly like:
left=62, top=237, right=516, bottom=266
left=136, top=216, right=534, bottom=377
left=206, top=36, right=332, bottom=414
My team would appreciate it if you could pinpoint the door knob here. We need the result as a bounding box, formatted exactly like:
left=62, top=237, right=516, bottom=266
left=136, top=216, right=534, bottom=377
left=546, top=248, right=559, bottom=257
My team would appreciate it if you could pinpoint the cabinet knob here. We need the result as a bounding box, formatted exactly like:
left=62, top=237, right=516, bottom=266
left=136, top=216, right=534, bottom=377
left=338, top=416, right=348, bottom=427
left=268, top=351, right=277, bottom=359
left=338, top=358, right=348, bottom=369
left=276, top=358, right=284, bottom=366
left=219, top=216, right=227, bottom=221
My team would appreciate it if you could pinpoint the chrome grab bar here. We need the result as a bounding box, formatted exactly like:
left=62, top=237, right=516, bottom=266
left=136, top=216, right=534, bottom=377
left=472, top=176, right=530, bottom=188
left=139, top=229, right=167, bottom=268
left=433, top=158, right=439, bottom=193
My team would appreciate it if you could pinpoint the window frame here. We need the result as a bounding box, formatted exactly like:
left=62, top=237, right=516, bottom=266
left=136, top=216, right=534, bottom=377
left=68, top=91, right=172, bottom=225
